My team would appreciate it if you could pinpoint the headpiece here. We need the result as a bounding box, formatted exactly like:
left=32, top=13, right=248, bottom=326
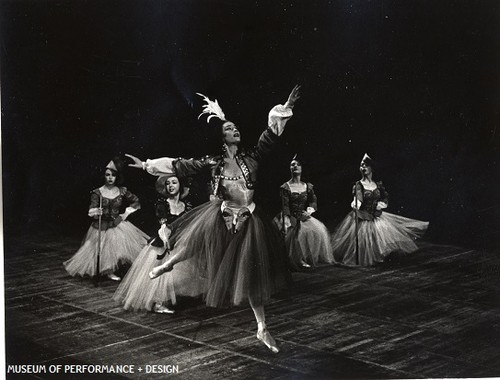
left=361, top=153, right=373, bottom=167
left=196, top=93, right=227, bottom=123
left=106, top=160, right=118, bottom=171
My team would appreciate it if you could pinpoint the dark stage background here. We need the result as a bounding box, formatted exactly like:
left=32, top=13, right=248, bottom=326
left=2, top=0, right=499, bottom=254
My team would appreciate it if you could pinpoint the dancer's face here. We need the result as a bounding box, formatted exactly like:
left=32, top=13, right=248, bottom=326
left=359, top=161, right=372, bottom=176
left=165, top=176, right=180, bottom=196
left=290, top=160, right=302, bottom=175
left=105, top=169, right=117, bottom=185
left=222, top=121, right=241, bottom=145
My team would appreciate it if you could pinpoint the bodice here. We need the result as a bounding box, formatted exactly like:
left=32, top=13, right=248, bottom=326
left=219, top=176, right=254, bottom=208
left=289, top=191, right=309, bottom=218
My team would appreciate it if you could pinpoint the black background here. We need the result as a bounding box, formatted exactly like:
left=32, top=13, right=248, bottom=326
left=2, top=0, right=499, bottom=253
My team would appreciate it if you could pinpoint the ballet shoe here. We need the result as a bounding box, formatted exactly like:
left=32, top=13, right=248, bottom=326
left=256, top=329, right=280, bottom=353
left=153, top=304, right=175, bottom=314
left=107, top=273, right=121, bottom=281
left=300, top=260, right=311, bottom=268
left=149, top=262, right=173, bottom=279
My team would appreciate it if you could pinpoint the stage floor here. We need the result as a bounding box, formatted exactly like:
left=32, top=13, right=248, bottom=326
left=4, top=235, right=500, bottom=379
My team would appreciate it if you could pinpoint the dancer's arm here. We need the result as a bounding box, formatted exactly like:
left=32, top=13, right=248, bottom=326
left=120, top=188, right=141, bottom=220
left=351, top=182, right=363, bottom=209
left=268, top=85, right=300, bottom=137
left=306, top=183, right=317, bottom=215
left=126, top=154, right=216, bottom=177
left=376, top=181, right=389, bottom=210
left=88, top=191, right=102, bottom=218
left=252, top=86, right=301, bottom=162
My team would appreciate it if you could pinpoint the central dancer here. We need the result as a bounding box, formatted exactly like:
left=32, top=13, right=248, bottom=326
left=126, top=85, right=300, bottom=353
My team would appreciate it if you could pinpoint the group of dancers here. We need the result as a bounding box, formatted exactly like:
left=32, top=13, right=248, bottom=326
left=63, top=85, right=428, bottom=353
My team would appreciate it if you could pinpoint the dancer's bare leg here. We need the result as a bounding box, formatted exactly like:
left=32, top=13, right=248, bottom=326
left=249, top=298, right=279, bottom=353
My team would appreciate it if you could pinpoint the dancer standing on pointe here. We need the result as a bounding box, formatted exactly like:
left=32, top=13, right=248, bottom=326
left=331, top=153, right=429, bottom=266
left=64, top=158, right=149, bottom=281
left=113, top=174, right=198, bottom=313
left=125, top=85, right=300, bottom=353
left=274, top=155, right=334, bottom=268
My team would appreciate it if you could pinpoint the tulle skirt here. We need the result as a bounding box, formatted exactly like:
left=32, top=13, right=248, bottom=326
left=331, top=211, right=429, bottom=266
left=113, top=242, right=205, bottom=311
left=274, top=213, right=334, bottom=267
left=64, top=221, right=149, bottom=277
left=167, top=200, right=290, bottom=308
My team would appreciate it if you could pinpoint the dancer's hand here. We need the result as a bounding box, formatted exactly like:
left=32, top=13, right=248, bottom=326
left=125, top=154, right=144, bottom=169
left=285, top=85, right=301, bottom=109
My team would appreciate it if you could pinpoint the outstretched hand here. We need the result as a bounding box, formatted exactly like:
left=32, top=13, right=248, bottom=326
left=125, top=154, right=143, bottom=169
left=285, top=85, right=301, bottom=108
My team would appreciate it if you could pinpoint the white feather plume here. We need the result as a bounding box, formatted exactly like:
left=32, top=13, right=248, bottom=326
left=196, top=93, right=226, bottom=123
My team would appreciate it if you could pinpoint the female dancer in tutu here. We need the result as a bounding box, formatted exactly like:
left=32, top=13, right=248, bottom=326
left=113, top=174, right=195, bottom=314
left=274, top=156, right=334, bottom=268
left=64, top=158, right=149, bottom=281
left=331, top=154, right=429, bottom=266
left=126, top=85, right=300, bottom=353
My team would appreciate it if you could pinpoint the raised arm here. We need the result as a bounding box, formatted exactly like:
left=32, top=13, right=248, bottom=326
left=267, top=85, right=300, bottom=137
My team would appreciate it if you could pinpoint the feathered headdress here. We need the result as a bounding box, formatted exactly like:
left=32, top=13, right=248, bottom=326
left=196, top=93, right=227, bottom=123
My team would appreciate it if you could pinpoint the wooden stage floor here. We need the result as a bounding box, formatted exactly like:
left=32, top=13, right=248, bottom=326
left=4, top=235, right=500, bottom=379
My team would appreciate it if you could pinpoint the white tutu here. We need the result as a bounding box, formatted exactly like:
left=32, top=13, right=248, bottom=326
left=64, top=221, right=149, bottom=277
left=113, top=242, right=205, bottom=311
left=274, top=213, right=334, bottom=267
left=331, top=211, right=429, bottom=266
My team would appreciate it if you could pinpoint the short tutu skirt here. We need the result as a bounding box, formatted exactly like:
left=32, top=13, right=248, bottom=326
left=331, top=211, right=429, bottom=266
left=113, top=242, right=205, bottom=311
left=64, top=221, right=149, bottom=277
left=166, top=200, right=290, bottom=308
left=274, top=213, right=335, bottom=267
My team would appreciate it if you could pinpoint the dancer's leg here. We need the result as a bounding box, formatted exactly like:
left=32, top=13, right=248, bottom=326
left=149, top=251, right=184, bottom=279
left=249, top=298, right=279, bottom=353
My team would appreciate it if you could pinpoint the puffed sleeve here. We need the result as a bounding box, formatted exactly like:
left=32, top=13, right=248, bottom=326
left=143, top=157, right=176, bottom=176
left=306, top=183, right=318, bottom=211
left=268, top=104, right=293, bottom=136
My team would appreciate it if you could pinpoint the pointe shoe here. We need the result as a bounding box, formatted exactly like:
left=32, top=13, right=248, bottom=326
left=107, top=273, right=121, bottom=281
left=257, top=329, right=280, bottom=353
left=300, top=260, right=311, bottom=268
left=149, top=262, right=173, bottom=279
left=153, top=304, right=175, bottom=314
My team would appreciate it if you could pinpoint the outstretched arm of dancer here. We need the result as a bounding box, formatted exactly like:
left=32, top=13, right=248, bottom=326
left=126, top=153, right=216, bottom=178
